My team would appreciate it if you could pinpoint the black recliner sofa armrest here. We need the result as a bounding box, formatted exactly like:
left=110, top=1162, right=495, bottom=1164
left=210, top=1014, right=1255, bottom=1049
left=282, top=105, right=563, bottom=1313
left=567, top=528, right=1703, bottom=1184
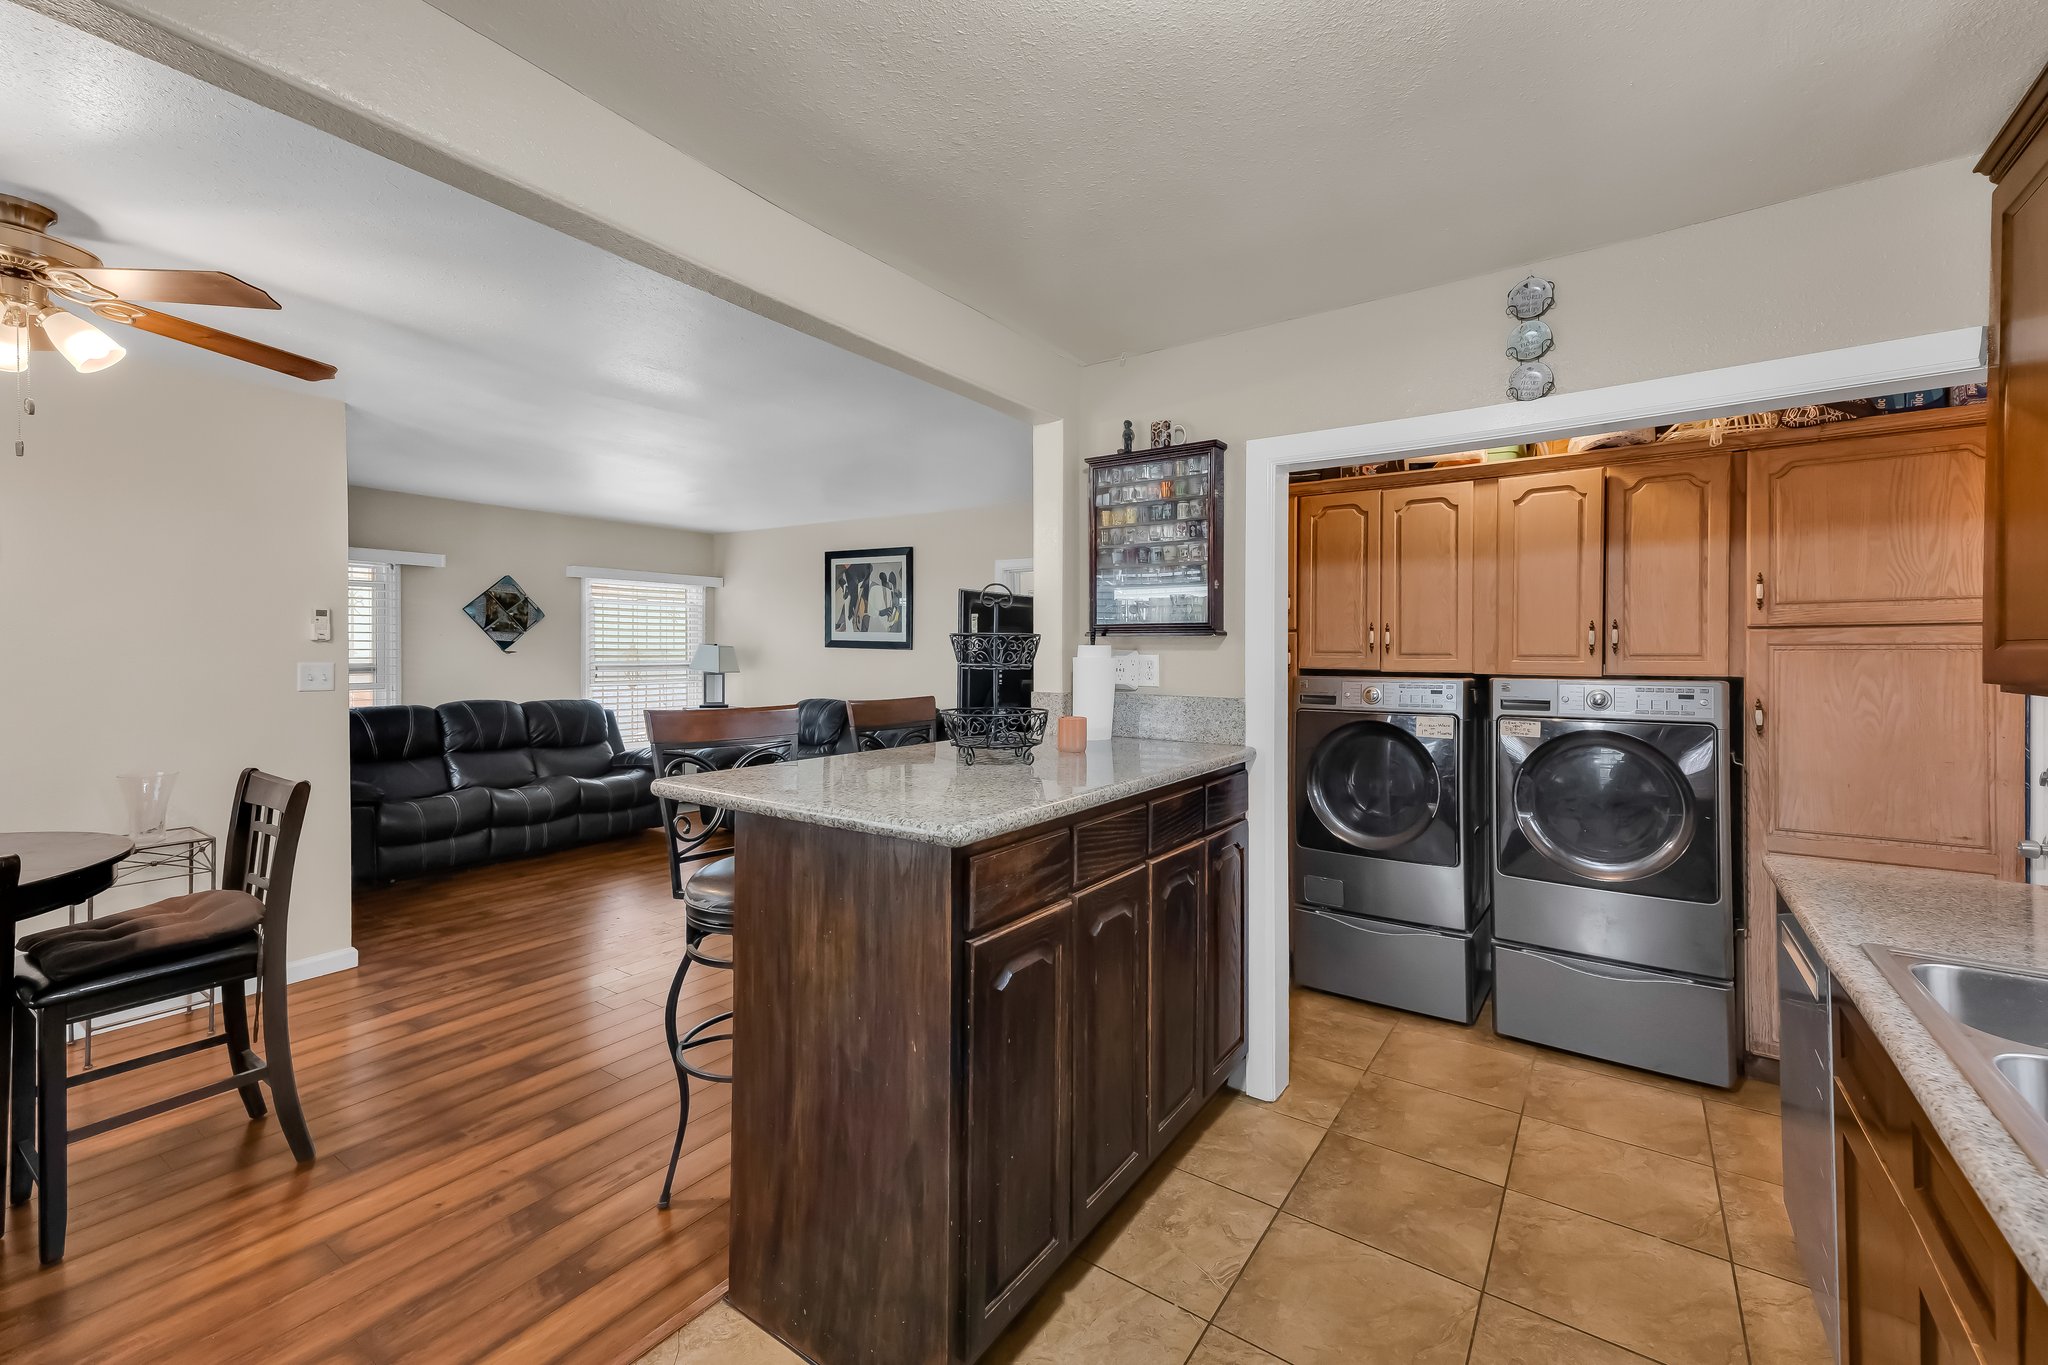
left=612, top=746, right=654, bottom=772
left=351, top=779, right=384, bottom=806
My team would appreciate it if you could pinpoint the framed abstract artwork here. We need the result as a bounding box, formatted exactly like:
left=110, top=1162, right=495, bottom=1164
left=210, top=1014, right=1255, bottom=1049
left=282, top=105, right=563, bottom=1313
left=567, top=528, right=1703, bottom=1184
left=825, top=547, right=912, bottom=649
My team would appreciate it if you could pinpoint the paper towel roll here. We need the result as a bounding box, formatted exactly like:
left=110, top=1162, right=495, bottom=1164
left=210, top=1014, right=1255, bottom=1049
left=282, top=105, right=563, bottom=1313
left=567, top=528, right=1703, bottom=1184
left=1072, top=644, right=1115, bottom=744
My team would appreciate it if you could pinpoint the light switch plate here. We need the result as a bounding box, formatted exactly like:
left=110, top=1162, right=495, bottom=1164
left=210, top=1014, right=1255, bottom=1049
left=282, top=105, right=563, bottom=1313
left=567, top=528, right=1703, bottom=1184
left=1112, top=651, right=1159, bottom=688
left=297, top=661, right=335, bottom=692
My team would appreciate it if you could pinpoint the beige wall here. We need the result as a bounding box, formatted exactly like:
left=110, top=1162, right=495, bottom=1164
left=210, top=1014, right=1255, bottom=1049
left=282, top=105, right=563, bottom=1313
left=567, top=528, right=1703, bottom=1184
left=0, top=362, right=354, bottom=962
left=1068, top=159, right=1994, bottom=697
left=711, top=503, right=1033, bottom=708
left=346, top=487, right=716, bottom=706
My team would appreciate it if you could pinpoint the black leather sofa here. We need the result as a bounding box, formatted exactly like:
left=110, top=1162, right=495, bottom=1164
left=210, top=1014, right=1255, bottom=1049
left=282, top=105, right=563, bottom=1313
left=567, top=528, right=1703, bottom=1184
left=349, top=699, right=658, bottom=882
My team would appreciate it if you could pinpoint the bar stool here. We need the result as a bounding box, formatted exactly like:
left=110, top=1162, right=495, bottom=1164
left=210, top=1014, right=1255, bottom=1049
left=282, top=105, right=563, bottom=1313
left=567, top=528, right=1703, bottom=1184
left=658, top=854, right=734, bottom=1210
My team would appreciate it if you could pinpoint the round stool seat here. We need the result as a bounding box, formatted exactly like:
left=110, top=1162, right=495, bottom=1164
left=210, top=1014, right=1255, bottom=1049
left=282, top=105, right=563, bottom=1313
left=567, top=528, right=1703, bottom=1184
left=681, top=855, right=735, bottom=934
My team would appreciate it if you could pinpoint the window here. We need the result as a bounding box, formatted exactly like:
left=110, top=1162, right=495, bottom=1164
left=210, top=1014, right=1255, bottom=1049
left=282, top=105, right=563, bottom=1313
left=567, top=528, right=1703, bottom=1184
left=346, top=560, right=402, bottom=707
left=583, top=577, right=706, bottom=747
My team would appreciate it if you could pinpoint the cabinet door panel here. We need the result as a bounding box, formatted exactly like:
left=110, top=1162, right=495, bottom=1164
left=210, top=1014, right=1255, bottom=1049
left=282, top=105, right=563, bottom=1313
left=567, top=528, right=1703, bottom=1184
left=1748, top=422, right=1986, bottom=627
left=964, top=901, right=1073, bottom=1355
left=1839, top=1101, right=1977, bottom=1365
left=1987, top=126, right=2048, bottom=688
left=1605, top=454, right=1732, bottom=676
left=1072, top=868, right=1149, bottom=1240
left=1497, top=468, right=1604, bottom=677
left=1204, top=823, right=1248, bottom=1092
left=1295, top=491, right=1379, bottom=670
left=1381, top=483, right=1475, bottom=671
left=1148, top=843, right=1207, bottom=1155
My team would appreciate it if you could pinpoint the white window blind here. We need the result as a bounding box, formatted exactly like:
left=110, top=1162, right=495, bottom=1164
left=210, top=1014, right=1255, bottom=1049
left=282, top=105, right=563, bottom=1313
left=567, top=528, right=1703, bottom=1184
left=584, top=578, right=706, bottom=747
left=346, top=560, right=402, bottom=707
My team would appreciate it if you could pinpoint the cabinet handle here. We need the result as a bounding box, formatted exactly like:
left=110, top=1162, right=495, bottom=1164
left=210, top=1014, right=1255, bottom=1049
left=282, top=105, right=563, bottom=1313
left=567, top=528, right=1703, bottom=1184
left=1754, top=573, right=1766, bottom=610
left=1753, top=699, right=1766, bottom=735
left=1587, top=620, right=1595, bottom=656
left=1382, top=622, right=1392, bottom=654
left=1609, top=619, right=1620, bottom=655
left=1368, top=624, right=1377, bottom=651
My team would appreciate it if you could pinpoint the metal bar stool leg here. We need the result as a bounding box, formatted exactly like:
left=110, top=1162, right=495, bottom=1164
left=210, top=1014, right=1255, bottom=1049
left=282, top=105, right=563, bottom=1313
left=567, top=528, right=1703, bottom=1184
left=657, top=935, right=697, bottom=1211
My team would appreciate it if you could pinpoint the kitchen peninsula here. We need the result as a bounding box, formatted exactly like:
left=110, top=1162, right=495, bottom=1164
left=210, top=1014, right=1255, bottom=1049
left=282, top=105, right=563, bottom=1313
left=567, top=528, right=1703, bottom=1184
left=652, top=737, right=1255, bottom=1365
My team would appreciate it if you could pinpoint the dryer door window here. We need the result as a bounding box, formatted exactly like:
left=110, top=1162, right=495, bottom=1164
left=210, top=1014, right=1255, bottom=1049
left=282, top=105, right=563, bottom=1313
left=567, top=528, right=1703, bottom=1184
left=1304, top=720, right=1443, bottom=854
left=1512, top=730, right=1697, bottom=882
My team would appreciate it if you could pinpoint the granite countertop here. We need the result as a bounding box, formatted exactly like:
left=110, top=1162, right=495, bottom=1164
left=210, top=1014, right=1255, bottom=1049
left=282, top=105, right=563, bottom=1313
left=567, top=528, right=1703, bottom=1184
left=1766, top=853, right=2048, bottom=1291
left=651, top=738, right=1254, bottom=847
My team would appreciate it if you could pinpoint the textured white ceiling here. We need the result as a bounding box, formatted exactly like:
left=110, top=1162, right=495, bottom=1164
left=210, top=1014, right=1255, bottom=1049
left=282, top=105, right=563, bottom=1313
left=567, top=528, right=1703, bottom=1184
left=425, top=0, right=2045, bottom=363
left=0, top=4, right=1029, bottom=532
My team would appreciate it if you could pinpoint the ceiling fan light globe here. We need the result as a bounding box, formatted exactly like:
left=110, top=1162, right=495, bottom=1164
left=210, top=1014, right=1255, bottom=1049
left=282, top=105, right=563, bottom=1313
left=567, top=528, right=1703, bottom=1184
left=0, top=321, right=27, bottom=373
left=38, top=308, right=126, bottom=373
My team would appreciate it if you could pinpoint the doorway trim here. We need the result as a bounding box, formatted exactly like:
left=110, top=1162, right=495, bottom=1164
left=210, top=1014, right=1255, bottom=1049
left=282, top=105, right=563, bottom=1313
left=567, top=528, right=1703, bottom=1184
left=1236, top=326, right=1986, bottom=1101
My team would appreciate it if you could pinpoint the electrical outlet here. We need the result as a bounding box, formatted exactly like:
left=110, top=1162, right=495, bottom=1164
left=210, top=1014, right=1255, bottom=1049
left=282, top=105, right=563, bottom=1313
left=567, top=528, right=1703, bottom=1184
left=296, top=661, right=335, bottom=692
left=1112, top=651, right=1160, bottom=688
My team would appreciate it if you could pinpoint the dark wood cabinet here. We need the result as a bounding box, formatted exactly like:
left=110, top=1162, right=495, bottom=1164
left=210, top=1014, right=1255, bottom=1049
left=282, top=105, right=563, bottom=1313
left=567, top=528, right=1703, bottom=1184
left=1147, top=840, right=1207, bottom=1155
left=1980, top=61, right=2048, bottom=692
left=963, top=900, right=1074, bottom=1357
left=1071, top=866, right=1150, bottom=1240
left=1204, top=822, right=1249, bottom=1091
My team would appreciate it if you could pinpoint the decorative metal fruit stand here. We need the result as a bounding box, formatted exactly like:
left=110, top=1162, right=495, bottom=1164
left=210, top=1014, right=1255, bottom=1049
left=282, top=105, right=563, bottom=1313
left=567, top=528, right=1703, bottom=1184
left=939, top=585, right=1048, bottom=764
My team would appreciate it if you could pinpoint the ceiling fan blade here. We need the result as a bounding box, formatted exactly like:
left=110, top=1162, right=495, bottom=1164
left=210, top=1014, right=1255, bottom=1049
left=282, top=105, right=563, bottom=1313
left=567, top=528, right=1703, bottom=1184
left=57, top=267, right=281, bottom=309
left=96, top=303, right=337, bottom=381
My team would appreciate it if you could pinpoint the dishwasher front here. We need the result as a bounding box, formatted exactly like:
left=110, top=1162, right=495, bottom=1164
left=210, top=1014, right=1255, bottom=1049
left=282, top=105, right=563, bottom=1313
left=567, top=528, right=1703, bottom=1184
left=1777, top=904, right=1839, bottom=1363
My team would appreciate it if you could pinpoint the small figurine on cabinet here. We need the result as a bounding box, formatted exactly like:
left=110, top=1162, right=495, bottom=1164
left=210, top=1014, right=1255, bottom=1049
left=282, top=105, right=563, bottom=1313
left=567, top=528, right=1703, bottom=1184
left=1121, top=420, right=1135, bottom=453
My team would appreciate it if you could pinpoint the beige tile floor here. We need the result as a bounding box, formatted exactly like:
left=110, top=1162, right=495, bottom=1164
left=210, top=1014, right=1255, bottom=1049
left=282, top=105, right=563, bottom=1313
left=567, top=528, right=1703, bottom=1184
left=639, top=987, right=1828, bottom=1365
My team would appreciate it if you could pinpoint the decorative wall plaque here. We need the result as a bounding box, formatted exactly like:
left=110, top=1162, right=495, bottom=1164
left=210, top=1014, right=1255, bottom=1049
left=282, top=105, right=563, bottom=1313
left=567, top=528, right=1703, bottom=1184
left=1507, top=361, right=1556, bottom=402
left=1506, top=275, right=1556, bottom=320
left=1506, top=318, right=1554, bottom=361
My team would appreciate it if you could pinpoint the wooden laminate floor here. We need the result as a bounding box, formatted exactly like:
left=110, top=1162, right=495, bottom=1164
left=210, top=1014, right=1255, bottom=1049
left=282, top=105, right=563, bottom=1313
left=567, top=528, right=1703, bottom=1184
left=0, top=831, right=730, bottom=1365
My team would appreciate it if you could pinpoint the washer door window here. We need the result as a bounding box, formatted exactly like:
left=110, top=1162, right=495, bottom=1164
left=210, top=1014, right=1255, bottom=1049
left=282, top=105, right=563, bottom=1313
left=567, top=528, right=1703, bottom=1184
left=1299, top=717, right=1459, bottom=867
left=1498, top=721, right=1720, bottom=903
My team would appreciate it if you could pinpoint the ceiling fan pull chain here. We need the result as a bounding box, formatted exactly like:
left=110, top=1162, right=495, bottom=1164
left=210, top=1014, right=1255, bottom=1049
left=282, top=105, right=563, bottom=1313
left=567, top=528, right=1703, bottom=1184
left=14, top=335, right=31, bottom=458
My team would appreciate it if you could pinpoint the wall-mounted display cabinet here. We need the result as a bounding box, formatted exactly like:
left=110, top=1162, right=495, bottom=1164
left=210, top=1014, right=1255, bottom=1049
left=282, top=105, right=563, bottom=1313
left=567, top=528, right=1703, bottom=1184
left=1088, top=440, right=1227, bottom=636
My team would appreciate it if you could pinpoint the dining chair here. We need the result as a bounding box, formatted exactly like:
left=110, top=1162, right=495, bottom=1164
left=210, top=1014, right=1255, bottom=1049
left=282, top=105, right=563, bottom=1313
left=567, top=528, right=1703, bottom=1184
left=8, top=769, right=314, bottom=1263
left=846, top=696, right=940, bottom=750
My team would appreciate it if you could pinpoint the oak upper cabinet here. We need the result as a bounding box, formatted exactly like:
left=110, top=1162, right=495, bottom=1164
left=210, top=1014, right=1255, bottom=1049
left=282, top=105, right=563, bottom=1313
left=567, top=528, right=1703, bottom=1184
left=1295, top=490, right=1379, bottom=670
left=962, top=899, right=1073, bottom=1356
left=1146, top=841, right=1207, bottom=1156
left=1746, top=623, right=2023, bottom=878
left=1982, top=64, right=2048, bottom=691
left=1381, top=483, right=1478, bottom=672
left=1496, top=467, right=1604, bottom=677
left=1747, top=417, right=1986, bottom=628
left=1070, top=867, right=1149, bottom=1241
left=1605, top=453, right=1734, bottom=676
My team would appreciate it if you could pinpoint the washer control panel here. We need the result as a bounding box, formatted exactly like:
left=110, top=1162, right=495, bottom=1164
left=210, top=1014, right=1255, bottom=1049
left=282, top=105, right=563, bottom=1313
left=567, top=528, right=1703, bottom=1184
left=1555, top=682, right=1722, bottom=720
left=1295, top=676, right=1471, bottom=716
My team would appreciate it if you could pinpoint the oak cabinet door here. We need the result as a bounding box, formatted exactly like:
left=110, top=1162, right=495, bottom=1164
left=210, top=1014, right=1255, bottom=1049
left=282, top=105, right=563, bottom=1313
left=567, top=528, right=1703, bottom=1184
left=1605, top=453, right=1733, bottom=676
left=1295, top=491, right=1380, bottom=670
left=1986, top=112, right=2048, bottom=689
left=1203, top=822, right=1248, bottom=1092
left=1496, top=467, right=1604, bottom=677
left=1071, top=867, right=1149, bottom=1241
left=963, top=900, right=1073, bottom=1356
left=1381, top=482, right=1476, bottom=671
left=1747, top=421, right=1986, bottom=628
left=1838, top=1107, right=1977, bottom=1365
left=1147, top=843, right=1207, bottom=1156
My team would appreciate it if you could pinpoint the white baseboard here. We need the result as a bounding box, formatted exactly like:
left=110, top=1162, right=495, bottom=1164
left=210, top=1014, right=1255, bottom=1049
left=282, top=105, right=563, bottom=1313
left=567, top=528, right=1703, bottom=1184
left=68, top=945, right=360, bottom=1040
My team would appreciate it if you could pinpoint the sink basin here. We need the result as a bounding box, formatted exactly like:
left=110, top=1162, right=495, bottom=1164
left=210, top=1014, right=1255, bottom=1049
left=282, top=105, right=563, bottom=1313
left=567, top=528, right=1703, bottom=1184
left=1867, top=946, right=2048, bottom=1172
left=1909, top=961, right=2048, bottom=1051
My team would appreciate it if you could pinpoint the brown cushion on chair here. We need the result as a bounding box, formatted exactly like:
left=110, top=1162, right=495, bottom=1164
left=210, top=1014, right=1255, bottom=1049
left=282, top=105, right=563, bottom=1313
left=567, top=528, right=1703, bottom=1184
left=17, top=889, right=265, bottom=986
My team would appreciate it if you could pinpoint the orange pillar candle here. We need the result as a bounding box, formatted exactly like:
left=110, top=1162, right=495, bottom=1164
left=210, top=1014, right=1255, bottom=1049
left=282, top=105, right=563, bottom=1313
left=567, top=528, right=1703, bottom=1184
left=1055, top=714, right=1088, bottom=752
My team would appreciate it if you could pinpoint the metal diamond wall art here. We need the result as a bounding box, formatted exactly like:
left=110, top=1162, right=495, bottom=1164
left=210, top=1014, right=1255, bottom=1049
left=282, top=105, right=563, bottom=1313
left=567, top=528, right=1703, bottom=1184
left=463, top=575, right=545, bottom=652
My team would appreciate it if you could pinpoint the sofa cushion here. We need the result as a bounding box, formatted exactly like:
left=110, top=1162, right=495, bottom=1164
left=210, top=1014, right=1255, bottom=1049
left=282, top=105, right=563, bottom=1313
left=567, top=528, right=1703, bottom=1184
left=350, top=706, right=452, bottom=801
left=524, top=699, right=619, bottom=779
left=375, top=786, right=495, bottom=846
left=486, top=776, right=581, bottom=826
left=438, top=700, right=539, bottom=789
left=571, top=769, right=651, bottom=815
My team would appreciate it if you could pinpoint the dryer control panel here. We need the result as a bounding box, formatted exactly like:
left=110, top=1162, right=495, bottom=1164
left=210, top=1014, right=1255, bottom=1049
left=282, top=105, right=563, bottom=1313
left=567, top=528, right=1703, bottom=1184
left=1556, top=682, right=1723, bottom=721
left=1295, top=676, right=1471, bottom=715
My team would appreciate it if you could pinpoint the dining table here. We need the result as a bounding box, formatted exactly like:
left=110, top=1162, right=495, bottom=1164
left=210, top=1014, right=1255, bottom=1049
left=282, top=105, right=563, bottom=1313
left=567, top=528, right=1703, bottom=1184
left=1, top=831, right=135, bottom=926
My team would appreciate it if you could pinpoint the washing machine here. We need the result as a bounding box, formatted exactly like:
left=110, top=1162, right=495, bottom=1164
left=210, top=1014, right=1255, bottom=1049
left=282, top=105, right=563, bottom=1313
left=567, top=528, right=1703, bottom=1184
left=1490, top=677, right=1738, bottom=1086
left=1292, top=675, right=1490, bottom=1022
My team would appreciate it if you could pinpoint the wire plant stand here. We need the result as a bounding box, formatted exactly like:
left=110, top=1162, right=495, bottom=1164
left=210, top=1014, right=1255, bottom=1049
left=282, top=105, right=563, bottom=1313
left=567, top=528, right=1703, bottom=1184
left=940, top=584, right=1048, bottom=765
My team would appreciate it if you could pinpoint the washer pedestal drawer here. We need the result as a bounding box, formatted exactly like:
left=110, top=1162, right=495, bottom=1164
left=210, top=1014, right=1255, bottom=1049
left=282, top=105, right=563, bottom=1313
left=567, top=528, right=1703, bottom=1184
left=1293, top=907, right=1491, bottom=1024
left=1494, top=942, right=1737, bottom=1087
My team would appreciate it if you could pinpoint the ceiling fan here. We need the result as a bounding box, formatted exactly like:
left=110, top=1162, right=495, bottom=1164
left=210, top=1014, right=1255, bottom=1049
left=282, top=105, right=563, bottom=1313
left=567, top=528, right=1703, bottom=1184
left=0, top=193, right=336, bottom=382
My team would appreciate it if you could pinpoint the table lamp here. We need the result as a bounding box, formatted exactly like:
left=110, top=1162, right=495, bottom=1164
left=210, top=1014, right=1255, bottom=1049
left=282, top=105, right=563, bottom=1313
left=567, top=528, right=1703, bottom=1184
left=692, top=643, right=739, bottom=708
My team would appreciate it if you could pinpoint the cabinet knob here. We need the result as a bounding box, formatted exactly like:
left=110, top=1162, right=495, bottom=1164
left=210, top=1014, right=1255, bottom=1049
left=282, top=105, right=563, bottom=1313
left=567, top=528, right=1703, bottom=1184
left=2021, top=840, right=2047, bottom=861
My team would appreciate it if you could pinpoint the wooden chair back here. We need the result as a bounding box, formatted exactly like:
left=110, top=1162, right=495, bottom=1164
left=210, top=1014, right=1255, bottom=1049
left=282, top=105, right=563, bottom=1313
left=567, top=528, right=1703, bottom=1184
left=645, top=704, right=801, bottom=898
left=219, top=768, right=313, bottom=996
left=847, top=696, right=940, bottom=750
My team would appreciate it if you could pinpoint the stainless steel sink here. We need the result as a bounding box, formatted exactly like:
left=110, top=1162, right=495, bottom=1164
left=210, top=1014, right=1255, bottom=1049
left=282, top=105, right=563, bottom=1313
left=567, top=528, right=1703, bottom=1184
left=1867, top=946, right=2048, bottom=1169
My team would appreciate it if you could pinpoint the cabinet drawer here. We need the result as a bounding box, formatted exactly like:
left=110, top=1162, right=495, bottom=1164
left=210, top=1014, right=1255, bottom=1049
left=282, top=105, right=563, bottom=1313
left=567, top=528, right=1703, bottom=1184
left=1205, top=769, right=1248, bottom=830
left=1833, top=997, right=1906, bottom=1154
left=967, top=829, right=1073, bottom=934
left=1149, top=786, right=1206, bottom=853
left=1074, top=804, right=1148, bottom=888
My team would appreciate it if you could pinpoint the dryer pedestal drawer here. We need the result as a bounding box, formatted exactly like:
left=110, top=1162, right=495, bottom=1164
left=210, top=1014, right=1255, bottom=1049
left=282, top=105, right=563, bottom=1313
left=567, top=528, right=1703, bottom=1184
left=1494, top=943, right=1737, bottom=1087
left=1293, top=907, right=1491, bottom=1024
